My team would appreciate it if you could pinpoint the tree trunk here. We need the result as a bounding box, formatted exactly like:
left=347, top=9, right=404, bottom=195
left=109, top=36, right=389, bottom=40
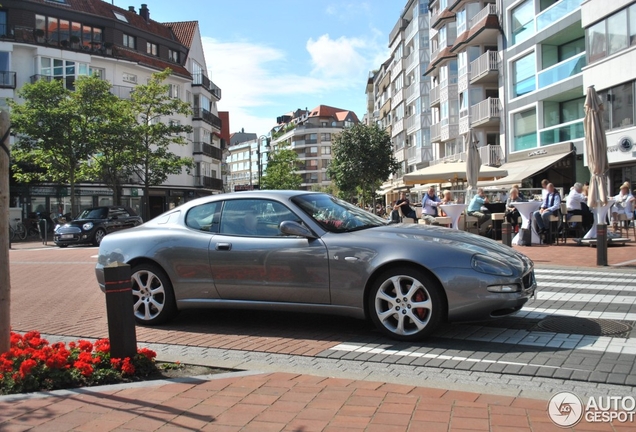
left=0, top=110, right=11, bottom=353
left=69, top=170, right=76, bottom=217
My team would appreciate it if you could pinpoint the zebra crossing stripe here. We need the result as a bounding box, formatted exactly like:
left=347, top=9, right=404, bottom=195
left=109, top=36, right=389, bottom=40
left=535, top=292, right=636, bottom=304
left=516, top=307, right=636, bottom=322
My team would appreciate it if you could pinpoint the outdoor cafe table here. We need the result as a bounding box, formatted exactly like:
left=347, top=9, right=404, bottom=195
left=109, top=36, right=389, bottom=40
left=439, top=204, right=467, bottom=230
left=584, top=199, right=616, bottom=239
left=511, top=201, right=542, bottom=245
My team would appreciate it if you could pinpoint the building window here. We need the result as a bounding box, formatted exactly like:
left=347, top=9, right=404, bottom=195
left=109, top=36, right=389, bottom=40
left=511, top=0, right=534, bottom=45
left=610, top=82, right=634, bottom=129
left=321, top=146, right=331, bottom=155
left=0, top=11, right=6, bottom=38
left=513, top=52, right=536, bottom=97
left=89, top=67, right=105, bottom=79
left=113, top=11, right=128, bottom=22
left=123, top=34, right=135, bottom=49
left=587, top=3, right=636, bottom=64
left=39, top=57, right=90, bottom=90
left=320, top=133, right=331, bottom=142
left=168, top=49, right=179, bottom=63
left=168, top=84, right=180, bottom=99
left=512, top=108, right=537, bottom=151
left=608, top=9, right=628, bottom=55
left=146, top=42, right=157, bottom=56
left=122, top=72, right=137, bottom=84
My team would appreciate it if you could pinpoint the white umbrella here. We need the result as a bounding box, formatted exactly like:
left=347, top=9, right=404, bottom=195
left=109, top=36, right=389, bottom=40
left=465, top=129, right=481, bottom=201
left=585, top=86, right=609, bottom=210
left=403, top=162, right=506, bottom=185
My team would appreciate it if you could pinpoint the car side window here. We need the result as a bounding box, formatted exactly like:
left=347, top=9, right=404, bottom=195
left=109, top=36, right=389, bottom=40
left=186, top=202, right=221, bottom=233
left=219, top=199, right=300, bottom=237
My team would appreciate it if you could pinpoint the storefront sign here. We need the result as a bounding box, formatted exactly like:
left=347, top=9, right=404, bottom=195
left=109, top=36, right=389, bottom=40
left=618, top=137, right=633, bottom=152
left=527, top=149, right=548, bottom=157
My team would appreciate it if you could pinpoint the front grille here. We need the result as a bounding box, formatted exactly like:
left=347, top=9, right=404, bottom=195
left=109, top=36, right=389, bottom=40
left=57, top=226, right=82, bottom=234
left=522, top=271, right=534, bottom=289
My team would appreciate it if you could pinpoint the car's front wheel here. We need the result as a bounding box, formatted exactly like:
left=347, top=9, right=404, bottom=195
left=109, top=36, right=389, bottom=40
left=368, top=267, right=445, bottom=341
left=130, top=263, right=177, bottom=325
left=92, top=228, right=106, bottom=246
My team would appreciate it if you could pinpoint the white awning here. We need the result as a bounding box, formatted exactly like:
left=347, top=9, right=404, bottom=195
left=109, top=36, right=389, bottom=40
left=403, top=162, right=507, bottom=186
left=478, top=152, right=572, bottom=188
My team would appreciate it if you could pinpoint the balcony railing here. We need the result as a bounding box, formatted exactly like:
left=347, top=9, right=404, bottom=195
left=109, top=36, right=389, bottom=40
left=470, top=51, right=500, bottom=82
left=405, top=114, right=420, bottom=130
left=192, top=73, right=222, bottom=100
left=195, top=175, right=223, bottom=190
left=193, top=107, right=222, bottom=129
left=539, top=119, right=584, bottom=146
left=538, top=53, right=585, bottom=89
left=193, top=142, right=223, bottom=160
left=430, top=85, right=440, bottom=105
left=404, top=51, right=417, bottom=70
left=470, top=98, right=501, bottom=125
left=469, top=3, right=497, bottom=29
left=537, top=0, right=583, bottom=31
left=0, top=71, right=16, bottom=89
left=110, top=85, right=134, bottom=99
left=431, top=122, right=441, bottom=141
left=479, top=144, right=503, bottom=166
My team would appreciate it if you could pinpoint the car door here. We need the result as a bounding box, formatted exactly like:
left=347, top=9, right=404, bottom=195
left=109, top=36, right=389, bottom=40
left=117, top=208, right=139, bottom=230
left=104, top=208, right=123, bottom=233
left=208, top=198, right=330, bottom=304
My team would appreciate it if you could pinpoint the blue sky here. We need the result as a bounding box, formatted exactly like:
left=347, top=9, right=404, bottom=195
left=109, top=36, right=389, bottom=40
left=112, top=0, right=403, bottom=135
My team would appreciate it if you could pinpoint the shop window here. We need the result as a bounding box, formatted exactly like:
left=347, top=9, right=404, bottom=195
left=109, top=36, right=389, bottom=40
left=513, top=52, right=536, bottom=97
left=513, top=108, right=537, bottom=151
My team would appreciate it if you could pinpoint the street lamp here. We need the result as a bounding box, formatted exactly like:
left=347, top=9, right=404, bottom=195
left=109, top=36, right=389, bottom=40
left=256, top=135, right=271, bottom=188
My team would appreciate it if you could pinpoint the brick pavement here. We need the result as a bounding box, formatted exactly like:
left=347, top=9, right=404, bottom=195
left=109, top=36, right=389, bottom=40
left=5, top=241, right=636, bottom=431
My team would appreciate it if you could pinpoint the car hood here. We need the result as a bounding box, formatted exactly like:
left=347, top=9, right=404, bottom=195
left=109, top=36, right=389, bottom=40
left=360, top=223, right=533, bottom=272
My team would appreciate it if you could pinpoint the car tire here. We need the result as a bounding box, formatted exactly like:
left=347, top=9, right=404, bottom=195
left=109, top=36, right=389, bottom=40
left=130, top=263, right=177, bottom=325
left=57, top=244, right=68, bottom=248
left=368, top=267, right=445, bottom=341
left=92, top=228, right=106, bottom=246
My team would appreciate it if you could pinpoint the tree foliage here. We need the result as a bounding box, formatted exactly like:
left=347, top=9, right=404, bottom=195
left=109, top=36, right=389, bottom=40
left=328, top=123, right=398, bottom=203
left=129, top=69, right=194, bottom=219
left=260, top=143, right=302, bottom=190
left=9, top=76, right=119, bottom=215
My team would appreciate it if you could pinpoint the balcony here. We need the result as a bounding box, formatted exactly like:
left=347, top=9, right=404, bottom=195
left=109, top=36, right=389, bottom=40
left=195, top=175, right=223, bottom=190
left=193, top=108, right=222, bottom=129
left=479, top=144, right=503, bottom=167
left=193, top=142, right=223, bottom=160
left=192, top=73, right=222, bottom=100
left=539, top=120, right=584, bottom=146
left=470, top=98, right=501, bottom=127
left=431, top=122, right=441, bottom=142
left=405, top=114, right=422, bottom=132
left=110, top=85, right=134, bottom=99
left=537, top=0, right=583, bottom=31
left=537, top=53, right=585, bottom=89
left=430, top=85, right=440, bottom=107
left=404, top=83, right=418, bottom=101
left=392, top=118, right=404, bottom=137
left=0, top=71, right=16, bottom=89
left=392, top=88, right=404, bottom=106
left=469, top=3, right=497, bottom=30
left=441, top=115, right=459, bottom=141
left=470, top=51, right=500, bottom=84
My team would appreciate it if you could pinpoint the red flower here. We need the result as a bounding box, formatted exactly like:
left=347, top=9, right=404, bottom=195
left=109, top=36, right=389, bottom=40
left=110, top=358, right=122, bottom=369
left=78, top=340, right=93, bottom=353
left=0, top=357, right=13, bottom=373
left=19, top=359, right=37, bottom=378
left=138, top=348, right=156, bottom=360
left=121, top=358, right=135, bottom=376
left=74, top=361, right=93, bottom=377
left=94, top=339, right=110, bottom=354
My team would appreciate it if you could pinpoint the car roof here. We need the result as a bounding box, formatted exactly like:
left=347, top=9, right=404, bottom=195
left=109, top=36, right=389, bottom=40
left=181, top=190, right=324, bottom=209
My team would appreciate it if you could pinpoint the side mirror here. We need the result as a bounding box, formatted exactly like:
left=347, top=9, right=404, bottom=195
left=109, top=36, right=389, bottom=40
left=279, top=221, right=317, bottom=239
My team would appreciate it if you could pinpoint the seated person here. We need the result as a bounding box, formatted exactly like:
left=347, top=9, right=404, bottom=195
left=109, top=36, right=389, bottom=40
left=566, top=182, right=593, bottom=231
left=439, top=190, right=454, bottom=216
left=612, top=181, right=635, bottom=232
left=533, top=183, right=561, bottom=242
left=505, top=187, right=525, bottom=232
left=394, top=191, right=417, bottom=220
left=421, top=187, right=441, bottom=225
left=467, top=188, right=491, bottom=235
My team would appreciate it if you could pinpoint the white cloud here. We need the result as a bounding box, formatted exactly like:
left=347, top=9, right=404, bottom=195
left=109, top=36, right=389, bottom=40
left=306, top=34, right=368, bottom=78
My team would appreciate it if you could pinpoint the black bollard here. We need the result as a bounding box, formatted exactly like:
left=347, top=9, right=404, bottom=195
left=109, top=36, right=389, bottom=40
left=501, top=221, right=512, bottom=247
left=103, top=262, right=137, bottom=359
left=597, top=224, right=608, bottom=266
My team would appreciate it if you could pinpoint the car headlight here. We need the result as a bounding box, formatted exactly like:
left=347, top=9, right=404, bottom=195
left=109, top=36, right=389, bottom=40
left=487, top=284, right=521, bottom=293
left=471, top=254, right=513, bottom=277
left=83, top=222, right=94, bottom=231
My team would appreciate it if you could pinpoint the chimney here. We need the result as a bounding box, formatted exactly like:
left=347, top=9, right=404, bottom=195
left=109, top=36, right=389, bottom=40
left=139, top=4, right=149, bottom=21
left=128, top=6, right=136, bottom=13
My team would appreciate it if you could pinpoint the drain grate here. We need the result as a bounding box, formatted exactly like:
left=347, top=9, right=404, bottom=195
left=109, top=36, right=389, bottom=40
left=537, top=317, right=633, bottom=337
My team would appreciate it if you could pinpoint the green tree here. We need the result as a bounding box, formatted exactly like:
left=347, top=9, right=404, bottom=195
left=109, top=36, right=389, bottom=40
left=9, top=76, right=117, bottom=215
left=128, top=69, right=193, bottom=220
left=328, top=123, right=398, bottom=204
left=260, top=143, right=302, bottom=190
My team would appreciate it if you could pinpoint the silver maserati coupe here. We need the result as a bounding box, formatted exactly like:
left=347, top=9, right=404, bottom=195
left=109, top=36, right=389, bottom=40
left=96, top=191, right=536, bottom=341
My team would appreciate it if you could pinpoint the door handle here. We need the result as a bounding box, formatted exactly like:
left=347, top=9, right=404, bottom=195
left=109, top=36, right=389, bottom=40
left=216, top=242, right=232, bottom=251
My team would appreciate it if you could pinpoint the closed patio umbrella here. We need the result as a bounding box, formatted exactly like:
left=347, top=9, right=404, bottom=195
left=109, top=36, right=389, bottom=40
left=465, top=129, right=481, bottom=201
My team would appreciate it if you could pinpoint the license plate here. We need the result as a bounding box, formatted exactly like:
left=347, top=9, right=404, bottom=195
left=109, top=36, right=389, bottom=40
left=61, top=234, right=74, bottom=239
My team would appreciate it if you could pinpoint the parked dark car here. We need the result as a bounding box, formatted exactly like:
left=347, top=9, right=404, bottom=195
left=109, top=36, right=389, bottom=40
left=54, top=206, right=143, bottom=247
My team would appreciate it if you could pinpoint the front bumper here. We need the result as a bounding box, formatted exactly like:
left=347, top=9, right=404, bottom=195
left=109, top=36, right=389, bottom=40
left=54, top=229, right=94, bottom=245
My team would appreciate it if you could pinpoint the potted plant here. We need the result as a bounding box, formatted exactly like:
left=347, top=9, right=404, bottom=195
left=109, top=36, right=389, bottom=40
left=70, top=35, right=80, bottom=49
left=103, top=41, right=113, bottom=55
left=35, top=29, right=45, bottom=43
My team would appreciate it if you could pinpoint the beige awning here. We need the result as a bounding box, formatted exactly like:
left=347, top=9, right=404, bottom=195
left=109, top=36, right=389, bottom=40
left=477, top=152, right=573, bottom=188
left=403, top=162, right=507, bottom=186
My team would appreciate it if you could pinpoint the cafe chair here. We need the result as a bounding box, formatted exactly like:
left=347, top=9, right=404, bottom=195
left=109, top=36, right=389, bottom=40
left=435, top=216, right=452, bottom=227
left=398, top=207, right=416, bottom=224
left=616, top=214, right=636, bottom=239
left=463, top=213, right=479, bottom=234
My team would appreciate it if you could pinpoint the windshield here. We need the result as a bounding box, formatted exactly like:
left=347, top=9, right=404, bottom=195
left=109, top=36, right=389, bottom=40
left=292, top=194, right=387, bottom=233
left=77, top=208, right=108, bottom=220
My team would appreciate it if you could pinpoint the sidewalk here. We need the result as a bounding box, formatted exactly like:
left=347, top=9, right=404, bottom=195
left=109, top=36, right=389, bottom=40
left=0, top=371, right=569, bottom=432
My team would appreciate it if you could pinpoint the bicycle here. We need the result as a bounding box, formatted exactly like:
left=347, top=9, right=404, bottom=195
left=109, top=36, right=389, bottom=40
left=12, top=218, right=28, bottom=241
left=9, top=224, right=15, bottom=241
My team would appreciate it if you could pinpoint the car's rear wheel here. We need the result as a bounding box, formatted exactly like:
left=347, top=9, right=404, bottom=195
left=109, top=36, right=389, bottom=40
left=130, top=263, right=177, bottom=325
left=92, top=228, right=106, bottom=246
left=57, top=244, right=68, bottom=248
left=368, top=267, right=444, bottom=341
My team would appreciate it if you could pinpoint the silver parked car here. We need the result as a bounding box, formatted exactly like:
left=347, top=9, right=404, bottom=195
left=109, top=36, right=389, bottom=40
left=95, top=191, right=536, bottom=341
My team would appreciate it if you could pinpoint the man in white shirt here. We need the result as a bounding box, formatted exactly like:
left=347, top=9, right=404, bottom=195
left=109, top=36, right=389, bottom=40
left=421, top=187, right=440, bottom=225
left=566, top=182, right=593, bottom=231
left=611, top=181, right=635, bottom=232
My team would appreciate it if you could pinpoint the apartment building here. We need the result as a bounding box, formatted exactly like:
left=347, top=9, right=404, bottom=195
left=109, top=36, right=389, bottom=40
left=367, top=0, right=433, bottom=184
left=269, top=105, right=359, bottom=190
left=224, top=130, right=270, bottom=192
left=2, top=0, right=223, bottom=219
left=581, top=0, right=636, bottom=193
